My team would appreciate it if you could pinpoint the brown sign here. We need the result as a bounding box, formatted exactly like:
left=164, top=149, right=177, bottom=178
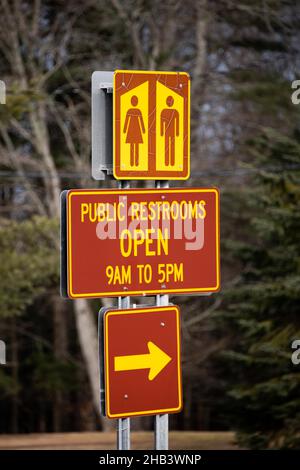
left=61, top=188, right=220, bottom=298
left=113, top=70, right=190, bottom=180
left=99, top=305, right=182, bottom=418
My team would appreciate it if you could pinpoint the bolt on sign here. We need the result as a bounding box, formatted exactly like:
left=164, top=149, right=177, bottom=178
left=60, top=188, right=220, bottom=299
left=113, top=70, right=190, bottom=180
left=98, top=305, right=182, bottom=418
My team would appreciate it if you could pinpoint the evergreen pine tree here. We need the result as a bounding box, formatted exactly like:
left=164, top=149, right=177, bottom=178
left=219, top=127, right=300, bottom=448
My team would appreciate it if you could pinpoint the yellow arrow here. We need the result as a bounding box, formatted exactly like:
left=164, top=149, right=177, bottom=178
left=114, top=341, right=172, bottom=381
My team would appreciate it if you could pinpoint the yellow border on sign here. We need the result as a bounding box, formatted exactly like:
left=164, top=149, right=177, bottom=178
left=67, top=188, right=220, bottom=298
left=104, top=306, right=182, bottom=419
left=113, top=70, right=190, bottom=180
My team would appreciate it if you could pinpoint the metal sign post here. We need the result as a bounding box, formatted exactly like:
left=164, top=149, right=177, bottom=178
left=117, top=295, right=131, bottom=450
left=117, top=180, right=131, bottom=450
left=155, top=180, right=169, bottom=450
left=155, top=293, right=169, bottom=450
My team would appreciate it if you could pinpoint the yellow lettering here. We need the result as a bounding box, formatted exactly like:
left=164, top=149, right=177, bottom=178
left=81, top=203, right=89, bottom=222
left=120, top=229, right=132, bottom=257
left=199, top=200, right=206, bottom=219
left=120, top=228, right=169, bottom=258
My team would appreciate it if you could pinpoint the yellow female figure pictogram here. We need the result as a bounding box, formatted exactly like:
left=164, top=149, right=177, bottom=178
left=123, top=95, right=146, bottom=167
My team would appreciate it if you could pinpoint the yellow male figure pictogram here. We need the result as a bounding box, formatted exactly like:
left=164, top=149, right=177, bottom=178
left=160, top=96, right=179, bottom=167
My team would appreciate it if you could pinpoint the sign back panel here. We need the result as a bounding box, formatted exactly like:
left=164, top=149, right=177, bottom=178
left=113, top=70, right=190, bottom=180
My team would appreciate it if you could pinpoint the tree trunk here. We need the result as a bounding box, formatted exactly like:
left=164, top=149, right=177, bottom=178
left=73, top=297, right=114, bottom=431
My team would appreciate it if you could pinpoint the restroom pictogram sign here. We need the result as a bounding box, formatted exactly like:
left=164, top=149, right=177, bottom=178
left=113, top=70, right=190, bottom=180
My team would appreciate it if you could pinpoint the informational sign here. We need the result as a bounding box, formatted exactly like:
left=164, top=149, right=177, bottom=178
left=113, top=70, right=190, bottom=180
left=61, top=188, right=220, bottom=298
left=99, top=305, right=182, bottom=418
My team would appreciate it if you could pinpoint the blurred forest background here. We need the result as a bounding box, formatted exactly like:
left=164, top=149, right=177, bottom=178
left=0, top=0, right=300, bottom=449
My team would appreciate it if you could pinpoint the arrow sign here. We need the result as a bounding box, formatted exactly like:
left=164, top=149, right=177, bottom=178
left=101, top=306, right=182, bottom=418
left=114, top=341, right=172, bottom=381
